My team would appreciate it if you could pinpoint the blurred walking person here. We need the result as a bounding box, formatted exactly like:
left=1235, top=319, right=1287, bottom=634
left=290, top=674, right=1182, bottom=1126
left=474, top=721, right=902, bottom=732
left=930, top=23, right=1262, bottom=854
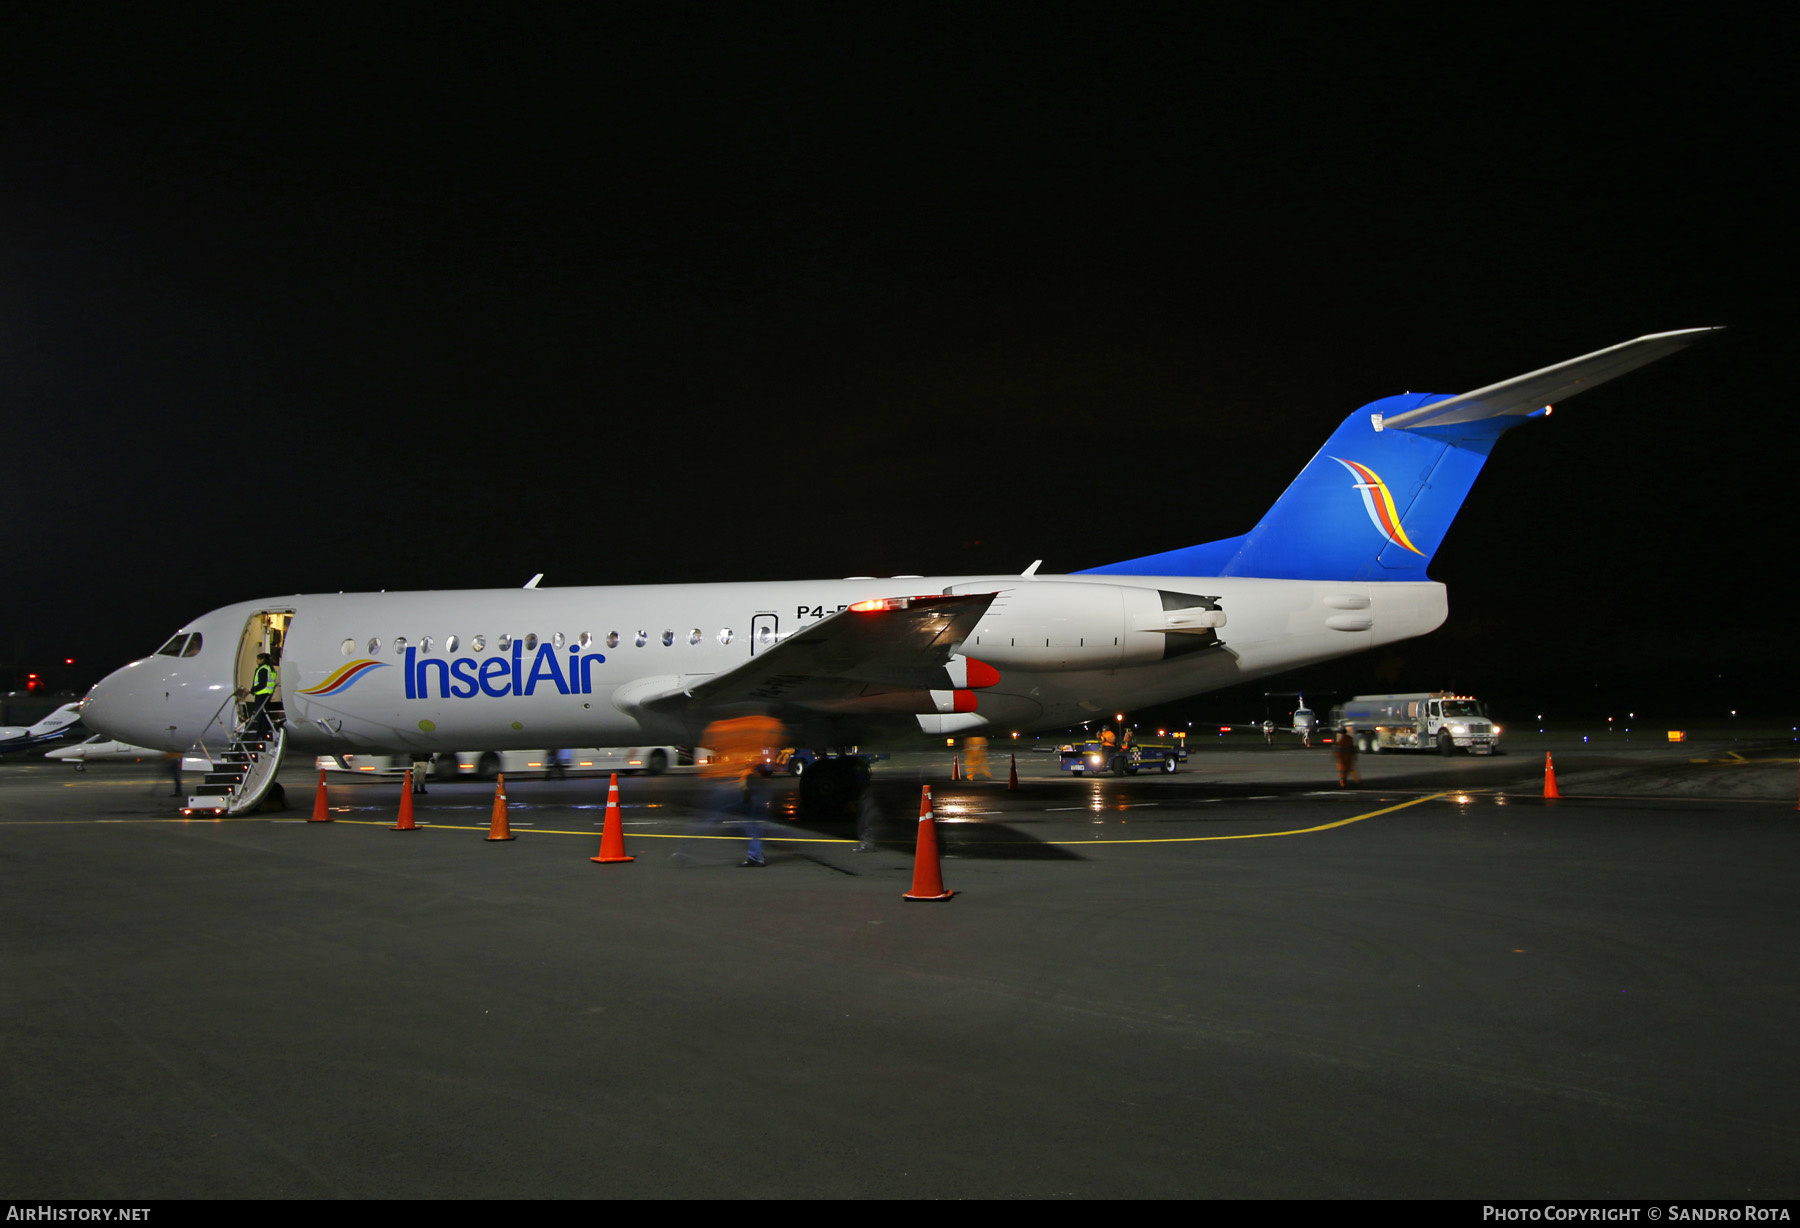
left=1334, top=726, right=1361, bottom=788
left=695, top=714, right=784, bottom=867
left=963, top=736, right=991, bottom=781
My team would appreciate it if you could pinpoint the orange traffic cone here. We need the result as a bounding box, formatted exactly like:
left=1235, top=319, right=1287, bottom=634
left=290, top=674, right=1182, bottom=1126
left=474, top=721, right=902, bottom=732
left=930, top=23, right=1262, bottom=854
left=903, top=784, right=954, bottom=901
left=1543, top=753, right=1561, bottom=799
left=591, top=772, right=634, bottom=863
left=1008, top=753, right=1020, bottom=791
left=483, top=773, right=515, bottom=841
left=308, top=768, right=333, bottom=822
left=392, top=769, right=418, bottom=830
left=951, top=753, right=961, bottom=781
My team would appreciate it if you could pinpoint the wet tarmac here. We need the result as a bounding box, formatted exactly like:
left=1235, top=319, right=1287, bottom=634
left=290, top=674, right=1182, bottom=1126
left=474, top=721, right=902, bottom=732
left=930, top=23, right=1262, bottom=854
left=2, top=730, right=1796, bottom=1197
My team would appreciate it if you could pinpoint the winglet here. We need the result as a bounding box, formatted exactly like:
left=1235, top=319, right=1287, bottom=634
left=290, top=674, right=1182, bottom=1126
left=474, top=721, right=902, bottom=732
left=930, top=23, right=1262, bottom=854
left=523, top=574, right=543, bottom=589
left=1022, top=560, right=1043, bottom=577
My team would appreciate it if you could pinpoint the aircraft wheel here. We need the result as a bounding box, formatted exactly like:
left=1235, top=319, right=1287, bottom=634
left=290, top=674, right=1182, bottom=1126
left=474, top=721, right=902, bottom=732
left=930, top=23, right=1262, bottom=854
left=799, top=757, right=859, bottom=819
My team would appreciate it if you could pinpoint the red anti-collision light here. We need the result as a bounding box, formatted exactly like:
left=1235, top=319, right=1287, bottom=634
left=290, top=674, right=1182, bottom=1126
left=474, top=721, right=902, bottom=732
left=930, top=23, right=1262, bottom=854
left=965, top=658, right=1001, bottom=689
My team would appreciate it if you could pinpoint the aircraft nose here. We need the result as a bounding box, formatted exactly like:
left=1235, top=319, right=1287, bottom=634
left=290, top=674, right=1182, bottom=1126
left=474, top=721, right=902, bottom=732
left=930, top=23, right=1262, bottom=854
left=80, top=662, right=175, bottom=748
left=78, top=676, right=125, bottom=741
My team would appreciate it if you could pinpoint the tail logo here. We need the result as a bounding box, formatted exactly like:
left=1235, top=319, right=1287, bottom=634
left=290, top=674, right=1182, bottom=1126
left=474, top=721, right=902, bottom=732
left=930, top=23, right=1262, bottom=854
left=1331, top=458, right=1424, bottom=556
left=299, top=659, right=391, bottom=697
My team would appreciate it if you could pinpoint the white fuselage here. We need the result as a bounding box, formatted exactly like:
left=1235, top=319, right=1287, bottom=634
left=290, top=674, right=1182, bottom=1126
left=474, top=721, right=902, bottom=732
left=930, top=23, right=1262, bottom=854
left=80, top=574, right=1447, bottom=754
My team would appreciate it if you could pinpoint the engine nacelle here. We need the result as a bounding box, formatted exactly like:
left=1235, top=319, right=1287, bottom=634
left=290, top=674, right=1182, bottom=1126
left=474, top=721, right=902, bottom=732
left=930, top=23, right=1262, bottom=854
left=945, top=581, right=1225, bottom=672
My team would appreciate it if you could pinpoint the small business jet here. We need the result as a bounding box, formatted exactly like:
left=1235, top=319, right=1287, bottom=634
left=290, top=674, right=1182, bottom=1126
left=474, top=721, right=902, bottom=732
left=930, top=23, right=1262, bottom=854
left=43, top=736, right=205, bottom=771
left=0, top=702, right=84, bottom=752
left=1250, top=694, right=1319, bottom=746
left=79, top=329, right=1715, bottom=812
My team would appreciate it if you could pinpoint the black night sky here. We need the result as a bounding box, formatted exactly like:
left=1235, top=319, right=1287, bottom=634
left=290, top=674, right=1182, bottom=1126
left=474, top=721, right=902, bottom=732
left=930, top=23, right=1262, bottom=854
left=2, top=6, right=1790, bottom=724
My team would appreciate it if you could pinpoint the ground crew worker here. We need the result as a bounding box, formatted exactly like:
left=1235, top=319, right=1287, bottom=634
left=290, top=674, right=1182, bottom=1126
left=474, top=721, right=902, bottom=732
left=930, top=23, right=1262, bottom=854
left=693, top=714, right=782, bottom=867
left=239, top=652, right=278, bottom=738
left=963, top=736, right=990, bottom=781
left=1113, top=724, right=1135, bottom=774
left=1334, top=726, right=1361, bottom=788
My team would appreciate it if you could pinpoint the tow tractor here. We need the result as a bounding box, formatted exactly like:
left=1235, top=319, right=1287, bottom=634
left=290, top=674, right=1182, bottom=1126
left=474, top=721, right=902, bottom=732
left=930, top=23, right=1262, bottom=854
left=1059, top=737, right=1187, bottom=776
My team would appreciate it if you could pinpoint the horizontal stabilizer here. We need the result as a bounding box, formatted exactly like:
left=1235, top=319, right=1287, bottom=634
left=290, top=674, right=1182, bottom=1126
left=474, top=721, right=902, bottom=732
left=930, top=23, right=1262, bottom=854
left=1377, top=327, right=1721, bottom=432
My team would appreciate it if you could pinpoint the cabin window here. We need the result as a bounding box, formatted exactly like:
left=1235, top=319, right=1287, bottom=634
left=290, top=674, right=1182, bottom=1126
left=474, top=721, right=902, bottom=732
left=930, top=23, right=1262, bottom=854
left=367, top=638, right=381, bottom=655
left=472, top=635, right=486, bottom=652
left=420, top=637, right=434, bottom=653
left=718, top=628, right=733, bottom=645
left=634, top=631, right=648, bottom=648
left=553, top=632, right=566, bottom=649
left=688, top=629, right=702, bottom=645
left=498, top=634, right=513, bottom=651
left=393, top=637, right=407, bottom=654
left=524, top=633, right=538, bottom=651
left=340, top=638, right=355, bottom=657
left=606, top=632, right=619, bottom=648
left=661, top=630, right=675, bottom=647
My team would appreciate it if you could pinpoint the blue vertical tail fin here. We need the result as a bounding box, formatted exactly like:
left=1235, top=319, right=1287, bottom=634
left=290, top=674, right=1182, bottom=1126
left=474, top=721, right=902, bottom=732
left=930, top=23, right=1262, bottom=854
left=1080, top=329, right=1718, bottom=582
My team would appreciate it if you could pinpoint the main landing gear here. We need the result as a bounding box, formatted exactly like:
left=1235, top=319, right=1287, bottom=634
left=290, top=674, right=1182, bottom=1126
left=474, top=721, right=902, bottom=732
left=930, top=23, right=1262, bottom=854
left=796, top=753, right=872, bottom=820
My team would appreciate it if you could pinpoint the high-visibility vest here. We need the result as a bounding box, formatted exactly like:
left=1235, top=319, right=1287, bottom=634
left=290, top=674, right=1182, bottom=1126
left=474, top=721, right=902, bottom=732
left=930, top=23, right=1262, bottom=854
left=253, top=663, right=278, bottom=696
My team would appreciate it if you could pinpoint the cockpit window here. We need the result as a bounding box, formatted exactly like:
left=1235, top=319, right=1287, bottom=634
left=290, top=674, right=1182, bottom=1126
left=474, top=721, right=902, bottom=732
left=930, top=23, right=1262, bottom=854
left=181, top=634, right=203, bottom=657
left=157, top=634, right=189, bottom=657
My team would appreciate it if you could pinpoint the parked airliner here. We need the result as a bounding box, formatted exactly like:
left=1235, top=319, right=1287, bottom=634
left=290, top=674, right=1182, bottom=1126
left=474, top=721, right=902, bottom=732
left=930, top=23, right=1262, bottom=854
left=79, top=329, right=1715, bottom=811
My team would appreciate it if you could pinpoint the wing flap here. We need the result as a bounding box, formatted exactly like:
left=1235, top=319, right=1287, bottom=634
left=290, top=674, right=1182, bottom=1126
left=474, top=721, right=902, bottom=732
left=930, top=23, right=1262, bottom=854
left=667, top=592, right=998, bottom=719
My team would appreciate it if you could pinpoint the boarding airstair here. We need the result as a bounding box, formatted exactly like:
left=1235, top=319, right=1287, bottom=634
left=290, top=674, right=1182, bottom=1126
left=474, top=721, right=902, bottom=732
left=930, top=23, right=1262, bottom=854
left=185, top=695, right=287, bottom=815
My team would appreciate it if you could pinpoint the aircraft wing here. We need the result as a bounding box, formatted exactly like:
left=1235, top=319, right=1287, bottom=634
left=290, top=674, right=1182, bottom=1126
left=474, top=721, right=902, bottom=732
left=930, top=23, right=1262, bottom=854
left=1378, top=327, right=1721, bottom=432
left=643, top=592, right=999, bottom=724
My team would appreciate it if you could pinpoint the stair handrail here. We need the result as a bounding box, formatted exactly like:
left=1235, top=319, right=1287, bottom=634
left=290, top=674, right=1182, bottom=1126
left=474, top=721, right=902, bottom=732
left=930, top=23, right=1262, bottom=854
left=188, top=691, right=243, bottom=768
